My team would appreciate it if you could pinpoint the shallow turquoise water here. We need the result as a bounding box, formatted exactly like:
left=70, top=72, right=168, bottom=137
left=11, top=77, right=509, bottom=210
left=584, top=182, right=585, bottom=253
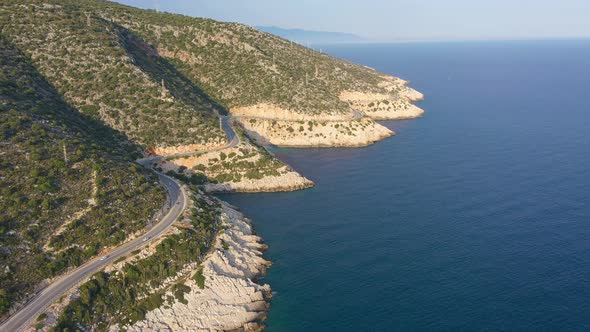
left=219, top=40, right=590, bottom=331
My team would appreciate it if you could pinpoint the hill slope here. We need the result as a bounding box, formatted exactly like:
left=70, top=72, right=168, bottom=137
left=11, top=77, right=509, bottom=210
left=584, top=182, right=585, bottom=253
left=0, top=34, right=165, bottom=317
left=1, top=0, right=423, bottom=150
left=80, top=0, right=424, bottom=147
left=0, top=0, right=425, bottom=329
left=91, top=0, right=419, bottom=116
left=0, top=1, right=226, bottom=150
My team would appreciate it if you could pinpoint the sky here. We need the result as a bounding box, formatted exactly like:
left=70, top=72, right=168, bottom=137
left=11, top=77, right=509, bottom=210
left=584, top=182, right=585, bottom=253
left=113, top=0, right=590, bottom=41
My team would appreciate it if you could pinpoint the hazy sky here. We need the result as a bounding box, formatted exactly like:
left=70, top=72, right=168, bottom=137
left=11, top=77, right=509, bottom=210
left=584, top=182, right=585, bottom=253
left=114, top=0, right=590, bottom=41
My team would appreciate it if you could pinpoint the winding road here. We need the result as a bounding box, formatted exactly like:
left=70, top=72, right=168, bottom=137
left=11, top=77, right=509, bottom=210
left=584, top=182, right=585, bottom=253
left=140, top=115, right=240, bottom=165
left=1, top=109, right=360, bottom=331
left=1, top=116, right=241, bottom=332
left=0, top=173, right=186, bottom=332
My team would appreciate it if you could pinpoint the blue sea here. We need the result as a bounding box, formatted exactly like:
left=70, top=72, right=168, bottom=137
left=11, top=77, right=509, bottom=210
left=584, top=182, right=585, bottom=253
left=219, top=40, right=590, bottom=331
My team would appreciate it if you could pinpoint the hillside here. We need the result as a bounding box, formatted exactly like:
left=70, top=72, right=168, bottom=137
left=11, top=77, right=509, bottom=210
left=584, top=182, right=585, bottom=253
left=0, top=1, right=226, bottom=150
left=79, top=0, right=424, bottom=147
left=89, top=0, right=419, bottom=117
left=1, top=0, right=423, bottom=150
left=0, top=0, right=425, bottom=330
left=0, top=34, right=165, bottom=316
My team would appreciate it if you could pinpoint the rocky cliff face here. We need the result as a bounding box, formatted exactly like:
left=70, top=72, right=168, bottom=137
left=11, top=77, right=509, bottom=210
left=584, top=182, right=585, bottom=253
left=339, top=81, right=424, bottom=121
left=227, top=74, right=423, bottom=148
left=161, top=137, right=314, bottom=192
left=232, top=103, right=356, bottom=121
left=204, top=169, right=314, bottom=193
left=237, top=117, right=394, bottom=147
left=151, top=142, right=227, bottom=156
left=340, top=93, right=425, bottom=120
left=128, top=201, right=272, bottom=332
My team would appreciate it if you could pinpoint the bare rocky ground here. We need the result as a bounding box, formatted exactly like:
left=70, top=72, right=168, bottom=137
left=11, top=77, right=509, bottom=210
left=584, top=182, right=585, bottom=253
left=126, top=200, right=271, bottom=332
left=231, top=77, right=424, bottom=147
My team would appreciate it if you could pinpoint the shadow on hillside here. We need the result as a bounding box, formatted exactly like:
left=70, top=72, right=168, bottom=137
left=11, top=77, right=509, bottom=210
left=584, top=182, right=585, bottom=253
left=0, top=33, right=139, bottom=158
left=113, top=22, right=228, bottom=117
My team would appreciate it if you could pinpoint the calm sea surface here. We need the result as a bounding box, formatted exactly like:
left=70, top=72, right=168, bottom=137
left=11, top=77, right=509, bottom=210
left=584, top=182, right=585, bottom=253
left=219, top=40, right=590, bottom=331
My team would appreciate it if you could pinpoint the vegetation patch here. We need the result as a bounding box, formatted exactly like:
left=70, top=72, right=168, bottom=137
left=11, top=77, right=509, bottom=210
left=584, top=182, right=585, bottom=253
left=0, top=35, right=164, bottom=316
left=53, top=191, right=220, bottom=330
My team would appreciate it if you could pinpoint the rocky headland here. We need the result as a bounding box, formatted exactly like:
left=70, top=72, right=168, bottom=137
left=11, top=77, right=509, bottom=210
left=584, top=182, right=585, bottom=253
left=160, top=136, right=315, bottom=193
left=229, top=76, right=423, bottom=148
left=0, top=1, right=426, bottom=330
left=237, top=117, right=394, bottom=147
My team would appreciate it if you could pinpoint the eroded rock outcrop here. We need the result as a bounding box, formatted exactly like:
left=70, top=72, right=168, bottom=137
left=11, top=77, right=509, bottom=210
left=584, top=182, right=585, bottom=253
left=128, top=201, right=272, bottom=332
left=151, top=141, right=227, bottom=156
left=237, top=117, right=394, bottom=147
left=339, top=90, right=424, bottom=121
left=232, top=103, right=354, bottom=121
left=160, top=139, right=314, bottom=193
left=204, top=169, right=314, bottom=192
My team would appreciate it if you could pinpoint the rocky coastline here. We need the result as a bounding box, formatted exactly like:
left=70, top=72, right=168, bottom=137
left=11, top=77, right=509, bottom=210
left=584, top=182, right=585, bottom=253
left=128, top=81, right=423, bottom=330
left=27, top=83, right=422, bottom=332
left=128, top=200, right=272, bottom=332
left=237, top=117, right=394, bottom=147
left=204, top=170, right=314, bottom=193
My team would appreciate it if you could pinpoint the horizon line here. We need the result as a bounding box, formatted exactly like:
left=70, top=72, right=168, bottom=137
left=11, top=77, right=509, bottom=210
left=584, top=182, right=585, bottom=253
left=303, top=36, right=590, bottom=45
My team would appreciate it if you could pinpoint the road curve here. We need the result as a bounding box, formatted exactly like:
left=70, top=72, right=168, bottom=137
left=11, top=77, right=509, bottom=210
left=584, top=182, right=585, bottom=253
left=1, top=113, right=246, bottom=331
left=138, top=109, right=364, bottom=166
left=140, top=115, right=241, bottom=164
left=0, top=172, right=187, bottom=332
left=2, top=108, right=323, bottom=331
left=141, top=109, right=364, bottom=165
left=2, top=112, right=246, bottom=331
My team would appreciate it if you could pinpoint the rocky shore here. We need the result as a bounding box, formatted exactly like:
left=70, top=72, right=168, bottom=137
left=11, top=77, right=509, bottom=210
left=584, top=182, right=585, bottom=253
left=204, top=168, right=314, bottom=192
left=228, top=77, right=423, bottom=148
left=160, top=140, right=315, bottom=193
left=339, top=88, right=425, bottom=121
left=128, top=201, right=272, bottom=332
left=237, top=117, right=394, bottom=147
left=129, top=80, right=423, bottom=331
left=232, top=103, right=355, bottom=121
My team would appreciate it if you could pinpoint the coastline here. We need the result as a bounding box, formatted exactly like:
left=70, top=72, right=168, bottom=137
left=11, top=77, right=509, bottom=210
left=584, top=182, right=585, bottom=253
left=142, top=87, right=425, bottom=330
left=15, top=81, right=423, bottom=331
left=237, top=118, right=395, bottom=148
left=128, top=200, right=272, bottom=332
left=204, top=174, right=315, bottom=193
left=0, top=3, right=446, bottom=329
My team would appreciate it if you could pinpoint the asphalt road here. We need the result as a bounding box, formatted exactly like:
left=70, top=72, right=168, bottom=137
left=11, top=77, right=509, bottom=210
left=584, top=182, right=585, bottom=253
left=1, top=109, right=327, bottom=331
left=2, top=115, right=241, bottom=331
left=0, top=173, right=186, bottom=332
left=139, top=115, right=240, bottom=165
left=137, top=110, right=362, bottom=166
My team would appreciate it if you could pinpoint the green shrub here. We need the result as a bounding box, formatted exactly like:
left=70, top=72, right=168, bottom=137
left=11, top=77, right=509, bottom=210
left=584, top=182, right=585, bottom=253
left=193, top=268, right=205, bottom=289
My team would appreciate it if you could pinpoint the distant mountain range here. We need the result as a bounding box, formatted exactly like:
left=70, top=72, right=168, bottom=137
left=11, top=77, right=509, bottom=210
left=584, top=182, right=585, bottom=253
left=256, top=26, right=366, bottom=45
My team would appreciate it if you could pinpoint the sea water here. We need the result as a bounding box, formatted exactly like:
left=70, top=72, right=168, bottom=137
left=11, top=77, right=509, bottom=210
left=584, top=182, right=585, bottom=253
left=219, top=40, right=590, bottom=331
